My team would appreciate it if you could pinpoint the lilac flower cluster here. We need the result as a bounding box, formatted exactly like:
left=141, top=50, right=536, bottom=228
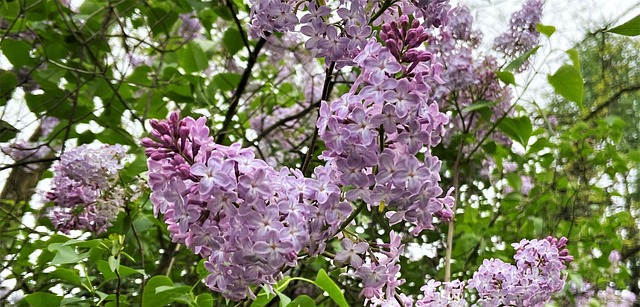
left=248, top=0, right=452, bottom=68
left=317, top=16, right=454, bottom=235
left=425, top=6, right=514, bottom=153
left=298, top=0, right=372, bottom=68
left=46, top=144, right=126, bottom=234
left=2, top=116, right=59, bottom=169
left=335, top=232, right=409, bottom=304
left=415, top=237, right=573, bottom=306
left=248, top=0, right=298, bottom=36
left=142, top=112, right=351, bottom=300
left=416, top=279, right=467, bottom=306
left=570, top=283, right=637, bottom=307
left=467, top=236, right=573, bottom=306
left=178, top=13, right=204, bottom=41
left=493, top=0, right=543, bottom=66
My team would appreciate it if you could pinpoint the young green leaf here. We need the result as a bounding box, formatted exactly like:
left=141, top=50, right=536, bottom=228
left=607, top=13, right=640, bottom=36
left=314, top=269, right=349, bottom=307
left=497, top=116, right=533, bottom=147
left=25, top=292, right=63, bottom=307
left=504, top=46, right=540, bottom=72
left=287, top=295, right=316, bottom=307
left=535, top=23, right=556, bottom=37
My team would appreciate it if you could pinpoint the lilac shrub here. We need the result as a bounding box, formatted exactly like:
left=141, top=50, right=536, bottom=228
left=138, top=0, right=576, bottom=304
left=46, top=144, right=127, bottom=234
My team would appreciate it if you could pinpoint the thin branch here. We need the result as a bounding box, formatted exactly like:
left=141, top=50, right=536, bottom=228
left=301, top=61, right=335, bottom=176
left=583, top=84, right=640, bottom=120
left=215, top=36, right=269, bottom=144
left=225, top=0, right=252, bottom=57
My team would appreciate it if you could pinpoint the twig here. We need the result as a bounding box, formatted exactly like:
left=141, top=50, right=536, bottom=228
left=215, top=36, right=269, bottom=144
left=301, top=61, right=335, bottom=176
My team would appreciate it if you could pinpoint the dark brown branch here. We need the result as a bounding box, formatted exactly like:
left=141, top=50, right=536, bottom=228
left=225, top=0, right=252, bottom=57
left=215, top=36, right=269, bottom=145
left=301, top=62, right=335, bottom=176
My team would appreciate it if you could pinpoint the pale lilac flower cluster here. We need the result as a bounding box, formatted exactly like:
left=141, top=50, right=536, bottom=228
left=299, top=0, right=372, bottom=68
left=416, top=279, right=467, bottom=306
left=493, top=0, right=543, bottom=65
left=2, top=142, right=52, bottom=164
left=248, top=0, right=298, bottom=36
left=336, top=232, right=410, bottom=305
left=426, top=7, right=514, bottom=153
left=142, top=112, right=351, bottom=301
left=46, top=144, right=126, bottom=234
left=467, top=236, right=573, bottom=306
left=317, top=16, right=454, bottom=235
left=178, top=13, right=204, bottom=41
left=415, top=237, right=572, bottom=306
left=2, top=116, right=59, bottom=167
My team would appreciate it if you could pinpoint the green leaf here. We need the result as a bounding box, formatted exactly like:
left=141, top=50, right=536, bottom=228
left=196, top=293, right=214, bottom=307
left=95, top=127, right=136, bottom=146
left=277, top=291, right=291, bottom=307
left=97, top=261, right=144, bottom=281
left=60, top=297, right=85, bottom=306
left=0, top=39, right=33, bottom=68
left=62, top=239, right=103, bottom=248
left=496, top=70, right=515, bottom=85
left=536, top=23, right=556, bottom=37
left=48, top=243, right=89, bottom=265
left=108, top=256, right=119, bottom=272
left=223, top=28, right=244, bottom=56
left=211, top=73, right=242, bottom=92
left=179, top=42, right=209, bottom=73
left=607, top=13, right=640, bottom=36
left=0, top=70, right=18, bottom=106
left=51, top=268, right=82, bottom=285
left=0, top=119, right=19, bottom=142
left=25, top=292, right=62, bottom=307
left=497, top=116, right=532, bottom=147
left=154, top=285, right=191, bottom=295
left=287, top=295, right=316, bottom=307
left=462, top=100, right=495, bottom=113
left=314, top=270, right=349, bottom=307
left=504, top=46, right=540, bottom=72
left=142, top=276, right=175, bottom=307
left=548, top=49, right=582, bottom=108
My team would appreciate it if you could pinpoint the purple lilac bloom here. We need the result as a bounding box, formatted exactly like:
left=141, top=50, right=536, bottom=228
left=493, top=0, right=543, bottom=68
left=142, top=112, right=348, bottom=301
left=46, top=144, right=127, bottom=234
left=466, top=236, right=573, bottom=306
left=179, top=13, right=204, bottom=41
left=317, top=15, right=453, bottom=235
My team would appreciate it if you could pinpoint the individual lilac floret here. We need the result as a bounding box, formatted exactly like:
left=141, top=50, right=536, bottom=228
left=493, top=0, right=543, bottom=63
left=46, top=144, right=126, bottom=234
